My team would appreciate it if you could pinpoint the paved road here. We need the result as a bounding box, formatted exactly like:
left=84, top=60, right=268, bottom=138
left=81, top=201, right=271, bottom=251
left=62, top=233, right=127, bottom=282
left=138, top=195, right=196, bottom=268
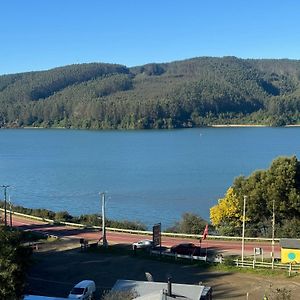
left=10, top=214, right=280, bottom=256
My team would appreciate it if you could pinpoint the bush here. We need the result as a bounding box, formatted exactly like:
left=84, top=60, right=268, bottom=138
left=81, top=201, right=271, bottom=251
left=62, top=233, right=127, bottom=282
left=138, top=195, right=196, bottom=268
left=77, top=214, right=102, bottom=226
left=54, top=211, right=73, bottom=222
left=0, top=201, right=55, bottom=219
left=0, top=201, right=147, bottom=230
left=223, top=257, right=236, bottom=267
left=107, top=219, right=147, bottom=231
left=166, top=212, right=208, bottom=234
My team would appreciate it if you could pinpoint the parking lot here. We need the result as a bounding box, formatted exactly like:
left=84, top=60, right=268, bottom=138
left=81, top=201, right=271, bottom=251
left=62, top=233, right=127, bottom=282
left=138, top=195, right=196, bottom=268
left=25, top=240, right=300, bottom=300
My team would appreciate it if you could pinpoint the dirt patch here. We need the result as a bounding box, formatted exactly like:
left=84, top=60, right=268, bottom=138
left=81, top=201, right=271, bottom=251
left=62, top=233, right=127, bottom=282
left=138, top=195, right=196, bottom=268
left=26, top=239, right=300, bottom=300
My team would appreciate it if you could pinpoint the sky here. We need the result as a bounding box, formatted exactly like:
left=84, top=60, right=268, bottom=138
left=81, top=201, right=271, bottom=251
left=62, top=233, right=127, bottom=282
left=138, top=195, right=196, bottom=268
left=1, top=0, right=300, bottom=75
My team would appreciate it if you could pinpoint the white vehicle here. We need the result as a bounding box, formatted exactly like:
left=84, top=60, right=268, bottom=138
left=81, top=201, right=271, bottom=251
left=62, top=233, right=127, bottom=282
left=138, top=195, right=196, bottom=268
left=68, top=280, right=96, bottom=300
left=132, top=239, right=153, bottom=250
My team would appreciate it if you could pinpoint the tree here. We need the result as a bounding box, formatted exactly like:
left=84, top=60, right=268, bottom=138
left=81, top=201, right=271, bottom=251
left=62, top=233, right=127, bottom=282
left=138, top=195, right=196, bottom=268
left=210, top=156, right=300, bottom=237
left=0, top=227, right=32, bottom=299
left=210, top=187, right=244, bottom=235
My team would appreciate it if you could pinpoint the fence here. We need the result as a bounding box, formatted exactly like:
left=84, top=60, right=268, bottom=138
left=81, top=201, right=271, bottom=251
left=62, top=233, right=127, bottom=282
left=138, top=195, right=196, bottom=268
left=234, top=259, right=300, bottom=276
left=150, top=249, right=223, bottom=264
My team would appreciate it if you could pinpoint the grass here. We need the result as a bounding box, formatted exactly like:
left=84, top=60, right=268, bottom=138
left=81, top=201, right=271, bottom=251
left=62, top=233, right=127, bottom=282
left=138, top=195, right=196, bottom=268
left=211, top=256, right=299, bottom=278
left=22, top=230, right=47, bottom=241
left=87, top=245, right=299, bottom=278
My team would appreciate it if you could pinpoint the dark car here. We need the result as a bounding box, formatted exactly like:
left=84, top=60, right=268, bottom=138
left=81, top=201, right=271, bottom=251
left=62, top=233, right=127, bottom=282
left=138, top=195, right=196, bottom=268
left=170, top=243, right=201, bottom=256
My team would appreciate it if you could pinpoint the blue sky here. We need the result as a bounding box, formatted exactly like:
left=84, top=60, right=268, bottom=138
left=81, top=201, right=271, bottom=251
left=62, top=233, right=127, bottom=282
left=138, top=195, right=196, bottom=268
left=1, top=0, right=299, bottom=74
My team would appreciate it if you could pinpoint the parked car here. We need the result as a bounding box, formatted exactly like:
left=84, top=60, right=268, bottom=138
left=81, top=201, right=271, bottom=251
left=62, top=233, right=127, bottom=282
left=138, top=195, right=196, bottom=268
left=68, top=280, right=96, bottom=300
left=132, top=239, right=153, bottom=250
left=170, top=243, right=201, bottom=256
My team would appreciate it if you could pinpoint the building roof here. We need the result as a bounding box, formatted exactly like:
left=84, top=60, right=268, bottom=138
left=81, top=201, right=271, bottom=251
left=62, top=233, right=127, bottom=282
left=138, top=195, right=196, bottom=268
left=112, top=279, right=208, bottom=300
left=23, top=296, right=68, bottom=300
left=280, top=239, right=300, bottom=249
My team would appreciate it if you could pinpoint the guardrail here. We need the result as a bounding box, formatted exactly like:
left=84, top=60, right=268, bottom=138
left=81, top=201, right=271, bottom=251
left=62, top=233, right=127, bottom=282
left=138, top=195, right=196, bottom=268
left=0, top=208, right=281, bottom=242
left=0, top=208, right=54, bottom=223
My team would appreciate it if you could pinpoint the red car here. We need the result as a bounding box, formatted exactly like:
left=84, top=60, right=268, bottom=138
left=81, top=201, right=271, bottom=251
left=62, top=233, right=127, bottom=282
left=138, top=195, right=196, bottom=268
left=170, top=243, right=201, bottom=256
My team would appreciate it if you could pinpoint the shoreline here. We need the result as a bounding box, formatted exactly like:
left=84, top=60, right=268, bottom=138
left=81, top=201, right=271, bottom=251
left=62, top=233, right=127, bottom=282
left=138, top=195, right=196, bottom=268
left=2, top=124, right=300, bottom=130
left=210, top=124, right=267, bottom=128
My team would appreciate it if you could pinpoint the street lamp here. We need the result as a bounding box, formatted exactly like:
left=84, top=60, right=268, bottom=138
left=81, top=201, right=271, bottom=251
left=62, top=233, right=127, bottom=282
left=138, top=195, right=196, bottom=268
left=241, top=195, right=247, bottom=266
left=271, top=198, right=275, bottom=269
left=8, top=195, right=13, bottom=228
left=100, top=192, right=108, bottom=247
left=1, top=185, right=10, bottom=227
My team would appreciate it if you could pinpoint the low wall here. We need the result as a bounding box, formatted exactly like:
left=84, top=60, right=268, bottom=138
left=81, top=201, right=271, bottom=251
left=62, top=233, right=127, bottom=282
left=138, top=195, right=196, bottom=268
left=0, top=208, right=280, bottom=242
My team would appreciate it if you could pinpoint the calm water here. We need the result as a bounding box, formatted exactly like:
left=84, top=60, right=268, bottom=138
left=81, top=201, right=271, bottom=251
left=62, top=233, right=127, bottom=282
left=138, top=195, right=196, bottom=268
left=0, top=127, right=300, bottom=228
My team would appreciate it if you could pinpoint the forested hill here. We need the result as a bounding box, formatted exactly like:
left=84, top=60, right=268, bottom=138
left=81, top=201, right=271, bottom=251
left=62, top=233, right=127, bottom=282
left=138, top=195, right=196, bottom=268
left=1, top=56, right=300, bottom=129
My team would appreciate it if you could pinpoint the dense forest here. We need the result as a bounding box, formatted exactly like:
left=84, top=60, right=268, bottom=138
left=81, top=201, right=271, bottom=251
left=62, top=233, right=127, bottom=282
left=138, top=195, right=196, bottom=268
left=1, top=57, right=300, bottom=129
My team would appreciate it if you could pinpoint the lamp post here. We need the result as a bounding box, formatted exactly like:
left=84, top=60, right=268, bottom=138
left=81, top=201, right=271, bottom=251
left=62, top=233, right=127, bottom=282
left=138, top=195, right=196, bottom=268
left=8, top=196, right=13, bottom=228
left=241, top=195, right=247, bottom=266
left=271, top=198, right=275, bottom=269
left=100, top=192, right=108, bottom=247
left=1, top=185, right=10, bottom=227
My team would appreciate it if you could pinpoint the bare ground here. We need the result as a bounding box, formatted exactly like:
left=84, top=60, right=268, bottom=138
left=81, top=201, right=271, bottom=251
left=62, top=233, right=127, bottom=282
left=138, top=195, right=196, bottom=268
left=25, top=239, right=300, bottom=300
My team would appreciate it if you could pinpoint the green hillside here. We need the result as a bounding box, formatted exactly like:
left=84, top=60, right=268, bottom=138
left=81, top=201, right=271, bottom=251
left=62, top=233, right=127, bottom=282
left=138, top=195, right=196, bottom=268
left=1, top=56, right=300, bottom=129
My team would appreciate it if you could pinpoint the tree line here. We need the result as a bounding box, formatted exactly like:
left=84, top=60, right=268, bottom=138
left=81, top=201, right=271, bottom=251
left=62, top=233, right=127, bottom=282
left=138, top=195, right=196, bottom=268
left=0, top=57, right=300, bottom=129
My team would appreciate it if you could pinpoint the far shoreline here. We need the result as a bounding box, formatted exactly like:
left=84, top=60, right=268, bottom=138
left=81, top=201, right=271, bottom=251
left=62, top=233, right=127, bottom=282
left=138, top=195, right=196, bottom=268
left=2, top=123, right=300, bottom=130
left=210, top=124, right=267, bottom=128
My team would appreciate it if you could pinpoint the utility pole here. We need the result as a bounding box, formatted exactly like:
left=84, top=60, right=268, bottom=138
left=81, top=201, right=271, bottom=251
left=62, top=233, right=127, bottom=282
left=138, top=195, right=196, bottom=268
left=8, top=195, right=13, bottom=228
left=241, top=195, right=247, bottom=266
left=271, top=198, right=275, bottom=269
left=100, top=192, right=108, bottom=247
left=1, top=185, right=10, bottom=227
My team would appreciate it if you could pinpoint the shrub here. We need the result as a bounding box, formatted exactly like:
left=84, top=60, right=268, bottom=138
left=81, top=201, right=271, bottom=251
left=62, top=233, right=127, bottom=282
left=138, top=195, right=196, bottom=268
left=166, top=212, right=208, bottom=234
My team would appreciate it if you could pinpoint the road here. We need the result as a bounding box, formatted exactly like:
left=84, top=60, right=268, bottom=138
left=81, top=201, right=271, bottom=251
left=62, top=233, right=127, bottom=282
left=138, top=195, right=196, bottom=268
left=9, top=213, right=280, bottom=256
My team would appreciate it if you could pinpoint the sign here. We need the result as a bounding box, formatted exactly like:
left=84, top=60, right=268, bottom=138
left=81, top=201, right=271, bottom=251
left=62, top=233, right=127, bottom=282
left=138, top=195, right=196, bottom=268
left=255, top=247, right=262, bottom=255
left=153, top=223, right=161, bottom=247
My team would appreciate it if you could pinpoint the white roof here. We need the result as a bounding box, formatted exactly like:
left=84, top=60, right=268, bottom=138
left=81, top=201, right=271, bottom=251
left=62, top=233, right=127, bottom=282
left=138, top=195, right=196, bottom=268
left=112, top=280, right=205, bottom=300
left=74, top=280, right=95, bottom=288
left=23, top=296, right=68, bottom=300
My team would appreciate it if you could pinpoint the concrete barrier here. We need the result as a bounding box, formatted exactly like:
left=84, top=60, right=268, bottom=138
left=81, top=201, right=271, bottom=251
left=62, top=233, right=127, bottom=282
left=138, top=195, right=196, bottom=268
left=0, top=208, right=280, bottom=242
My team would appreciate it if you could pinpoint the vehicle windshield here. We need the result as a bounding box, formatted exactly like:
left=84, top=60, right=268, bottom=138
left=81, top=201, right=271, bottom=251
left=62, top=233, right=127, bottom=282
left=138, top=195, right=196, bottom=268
left=70, top=287, right=85, bottom=295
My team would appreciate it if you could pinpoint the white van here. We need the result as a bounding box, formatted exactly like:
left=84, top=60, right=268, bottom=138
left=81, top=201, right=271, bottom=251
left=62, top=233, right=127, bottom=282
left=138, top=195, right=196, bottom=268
left=68, top=280, right=96, bottom=300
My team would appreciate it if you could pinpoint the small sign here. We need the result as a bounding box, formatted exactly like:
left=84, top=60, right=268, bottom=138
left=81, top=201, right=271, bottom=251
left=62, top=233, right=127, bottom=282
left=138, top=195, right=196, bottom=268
left=153, top=223, right=161, bottom=247
left=255, top=247, right=262, bottom=255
